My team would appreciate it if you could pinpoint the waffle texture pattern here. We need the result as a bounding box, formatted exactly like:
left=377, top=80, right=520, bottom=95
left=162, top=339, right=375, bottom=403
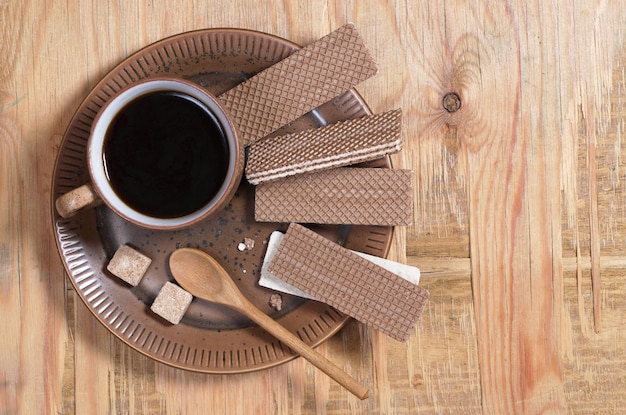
left=218, top=23, right=378, bottom=146
left=267, top=223, right=429, bottom=342
left=246, top=109, right=403, bottom=184
left=255, top=167, right=414, bottom=225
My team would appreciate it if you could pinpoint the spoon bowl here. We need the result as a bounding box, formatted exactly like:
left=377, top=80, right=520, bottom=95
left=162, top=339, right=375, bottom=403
left=169, top=248, right=369, bottom=400
left=169, top=249, right=230, bottom=304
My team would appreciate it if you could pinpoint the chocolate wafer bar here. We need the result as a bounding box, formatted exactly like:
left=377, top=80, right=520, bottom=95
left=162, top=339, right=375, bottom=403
left=267, top=223, right=429, bottom=342
left=259, top=230, right=421, bottom=300
left=255, top=168, right=414, bottom=225
left=246, top=109, right=403, bottom=185
left=218, top=23, right=378, bottom=146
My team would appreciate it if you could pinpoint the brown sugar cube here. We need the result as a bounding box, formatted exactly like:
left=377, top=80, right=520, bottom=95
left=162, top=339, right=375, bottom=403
left=150, top=282, right=193, bottom=325
left=106, top=244, right=152, bottom=286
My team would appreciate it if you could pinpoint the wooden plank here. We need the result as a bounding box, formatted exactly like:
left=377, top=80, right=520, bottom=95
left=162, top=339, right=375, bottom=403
left=1, top=4, right=27, bottom=413
left=0, top=101, right=23, bottom=415
left=408, top=1, right=567, bottom=411
left=406, top=1, right=626, bottom=412
left=413, top=255, right=626, bottom=413
left=1, top=3, right=69, bottom=414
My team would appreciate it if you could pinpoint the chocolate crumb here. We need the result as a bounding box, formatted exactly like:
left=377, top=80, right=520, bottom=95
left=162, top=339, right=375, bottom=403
left=269, top=294, right=283, bottom=311
left=237, top=238, right=256, bottom=251
left=244, top=238, right=255, bottom=249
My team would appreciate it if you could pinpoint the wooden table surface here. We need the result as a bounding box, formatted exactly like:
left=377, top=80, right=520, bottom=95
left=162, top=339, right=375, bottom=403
left=2, top=1, right=626, bottom=414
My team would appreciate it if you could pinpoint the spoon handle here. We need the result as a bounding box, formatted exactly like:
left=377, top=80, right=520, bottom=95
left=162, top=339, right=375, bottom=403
left=240, top=301, right=369, bottom=400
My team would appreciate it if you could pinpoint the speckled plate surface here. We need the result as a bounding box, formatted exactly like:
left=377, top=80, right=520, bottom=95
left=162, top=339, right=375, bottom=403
left=51, top=28, right=392, bottom=373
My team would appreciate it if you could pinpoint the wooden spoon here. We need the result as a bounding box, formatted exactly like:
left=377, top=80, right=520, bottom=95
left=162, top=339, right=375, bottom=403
left=169, top=248, right=369, bottom=400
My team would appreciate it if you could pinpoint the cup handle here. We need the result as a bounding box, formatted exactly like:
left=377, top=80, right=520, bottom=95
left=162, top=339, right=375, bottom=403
left=55, top=183, right=102, bottom=218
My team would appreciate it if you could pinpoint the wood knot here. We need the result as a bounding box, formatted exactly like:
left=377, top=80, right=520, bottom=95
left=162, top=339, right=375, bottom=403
left=442, top=92, right=461, bottom=113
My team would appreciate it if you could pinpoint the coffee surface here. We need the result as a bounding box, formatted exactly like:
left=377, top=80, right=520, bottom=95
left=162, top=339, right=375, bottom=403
left=104, top=91, right=229, bottom=218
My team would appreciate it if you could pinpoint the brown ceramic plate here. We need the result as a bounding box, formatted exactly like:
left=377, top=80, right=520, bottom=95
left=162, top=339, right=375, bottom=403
left=51, top=28, right=393, bottom=373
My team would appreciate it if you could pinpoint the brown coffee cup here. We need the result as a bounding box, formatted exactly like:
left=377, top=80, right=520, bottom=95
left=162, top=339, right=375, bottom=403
left=55, top=78, right=243, bottom=230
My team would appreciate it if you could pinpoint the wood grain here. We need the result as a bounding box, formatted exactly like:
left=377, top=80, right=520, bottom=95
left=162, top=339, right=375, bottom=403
left=2, top=0, right=626, bottom=413
left=417, top=2, right=571, bottom=412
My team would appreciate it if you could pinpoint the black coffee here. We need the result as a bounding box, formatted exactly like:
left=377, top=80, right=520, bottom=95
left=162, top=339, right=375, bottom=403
left=103, top=91, right=229, bottom=218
